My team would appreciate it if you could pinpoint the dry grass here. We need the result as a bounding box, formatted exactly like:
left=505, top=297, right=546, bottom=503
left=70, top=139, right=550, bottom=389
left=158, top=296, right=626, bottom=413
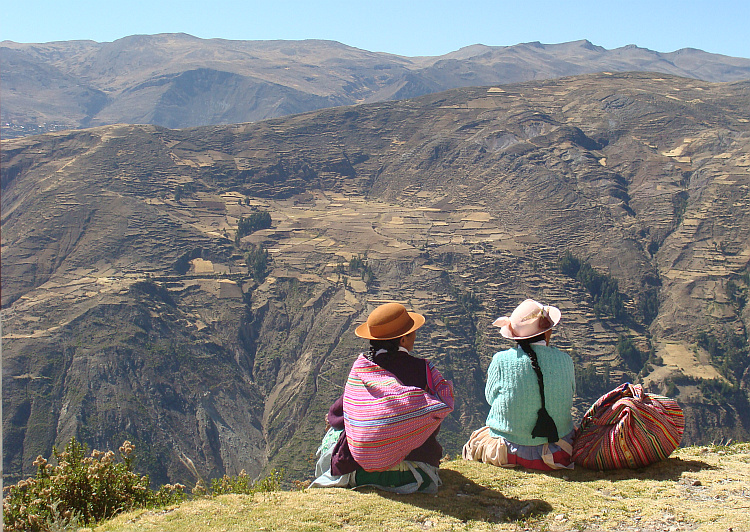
left=86, top=444, right=750, bottom=532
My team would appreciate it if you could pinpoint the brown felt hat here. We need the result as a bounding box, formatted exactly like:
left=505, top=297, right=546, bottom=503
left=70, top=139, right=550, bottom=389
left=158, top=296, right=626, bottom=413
left=355, top=302, right=425, bottom=340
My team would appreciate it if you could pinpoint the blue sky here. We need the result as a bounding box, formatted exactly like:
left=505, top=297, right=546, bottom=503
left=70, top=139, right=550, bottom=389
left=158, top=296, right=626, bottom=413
left=1, top=0, right=748, bottom=58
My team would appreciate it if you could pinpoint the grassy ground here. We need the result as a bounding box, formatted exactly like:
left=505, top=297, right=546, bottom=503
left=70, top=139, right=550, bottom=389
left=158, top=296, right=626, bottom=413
left=87, top=444, right=749, bottom=532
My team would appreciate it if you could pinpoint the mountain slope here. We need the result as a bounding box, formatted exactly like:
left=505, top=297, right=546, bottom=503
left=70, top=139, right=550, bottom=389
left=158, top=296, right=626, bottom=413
left=2, top=34, right=750, bottom=138
left=2, top=73, right=749, bottom=486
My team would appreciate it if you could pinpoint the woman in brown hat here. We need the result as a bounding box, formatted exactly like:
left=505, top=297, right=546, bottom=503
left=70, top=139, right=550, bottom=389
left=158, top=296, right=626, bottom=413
left=462, top=299, right=576, bottom=470
left=310, top=302, right=454, bottom=493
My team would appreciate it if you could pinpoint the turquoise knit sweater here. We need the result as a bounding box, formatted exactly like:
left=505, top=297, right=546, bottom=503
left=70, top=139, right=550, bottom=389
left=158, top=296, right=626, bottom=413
left=485, top=344, right=575, bottom=446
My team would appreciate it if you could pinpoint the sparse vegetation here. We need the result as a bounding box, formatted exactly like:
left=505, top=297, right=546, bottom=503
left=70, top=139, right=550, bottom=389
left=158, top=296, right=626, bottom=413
left=235, top=210, right=272, bottom=244
left=663, top=372, right=748, bottom=407
left=349, top=253, right=376, bottom=286
left=695, top=330, right=749, bottom=381
left=726, top=279, right=746, bottom=309
left=2, top=439, right=185, bottom=531
left=726, top=268, right=749, bottom=311
left=697, top=377, right=746, bottom=405
left=617, top=334, right=647, bottom=373
left=209, top=469, right=283, bottom=497
left=638, top=288, right=659, bottom=324
left=173, top=183, right=195, bottom=202
left=173, top=247, right=204, bottom=274
left=438, top=277, right=481, bottom=339
left=558, top=251, right=626, bottom=321
left=672, top=190, right=689, bottom=225
left=245, top=243, right=270, bottom=282
left=663, top=377, right=678, bottom=397
left=576, top=361, right=613, bottom=396
left=450, top=285, right=481, bottom=314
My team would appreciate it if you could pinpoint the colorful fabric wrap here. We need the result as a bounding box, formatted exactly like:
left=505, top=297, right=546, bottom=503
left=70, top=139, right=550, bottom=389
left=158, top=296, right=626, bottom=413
left=343, top=354, right=454, bottom=472
left=572, top=383, right=684, bottom=470
left=309, top=427, right=441, bottom=493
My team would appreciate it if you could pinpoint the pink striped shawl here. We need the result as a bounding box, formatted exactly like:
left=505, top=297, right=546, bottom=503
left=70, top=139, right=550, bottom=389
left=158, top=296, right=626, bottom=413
left=343, top=355, right=455, bottom=472
left=572, top=383, right=684, bottom=470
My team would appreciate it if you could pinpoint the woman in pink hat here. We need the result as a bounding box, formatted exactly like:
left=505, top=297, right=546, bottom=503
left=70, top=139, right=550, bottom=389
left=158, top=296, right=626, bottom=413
left=310, top=302, right=454, bottom=493
left=462, top=299, right=576, bottom=470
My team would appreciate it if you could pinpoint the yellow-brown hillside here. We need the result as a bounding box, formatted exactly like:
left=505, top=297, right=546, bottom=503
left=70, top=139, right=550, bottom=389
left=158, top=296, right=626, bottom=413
left=89, top=444, right=749, bottom=532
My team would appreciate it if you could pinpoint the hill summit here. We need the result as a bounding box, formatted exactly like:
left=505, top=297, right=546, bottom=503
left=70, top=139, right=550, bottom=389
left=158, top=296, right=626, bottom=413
left=91, top=444, right=749, bottom=532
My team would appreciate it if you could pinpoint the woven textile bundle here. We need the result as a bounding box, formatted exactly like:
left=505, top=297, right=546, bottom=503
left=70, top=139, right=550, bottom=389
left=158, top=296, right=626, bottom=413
left=572, top=383, right=684, bottom=470
left=343, top=355, right=454, bottom=472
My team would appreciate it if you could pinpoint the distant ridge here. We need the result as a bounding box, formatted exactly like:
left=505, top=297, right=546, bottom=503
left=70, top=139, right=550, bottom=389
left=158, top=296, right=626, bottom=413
left=2, top=34, right=750, bottom=138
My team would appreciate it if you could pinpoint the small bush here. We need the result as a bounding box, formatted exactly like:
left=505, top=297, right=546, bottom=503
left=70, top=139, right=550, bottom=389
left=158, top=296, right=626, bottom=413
left=576, top=362, right=612, bottom=396
left=638, top=288, right=659, bottom=323
left=236, top=211, right=272, bottom=243
left=245, top=244, right=270, bottom=282
left=209, top=469, right=283, bottom=497
left=558, top=250, right=581, bottom=277
left=2, top=438, right=185, bottom=531
left=617, top=334, right=646, bottom=372
left=349, top=254, right=376, bottom=287
left=558, top=251, right=626, bottom=321
left=696, top=330, right=749, bottom=381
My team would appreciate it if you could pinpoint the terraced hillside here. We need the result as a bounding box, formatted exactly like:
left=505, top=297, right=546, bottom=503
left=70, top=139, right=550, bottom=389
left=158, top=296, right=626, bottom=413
left=2, top=72, right=749, bottom=486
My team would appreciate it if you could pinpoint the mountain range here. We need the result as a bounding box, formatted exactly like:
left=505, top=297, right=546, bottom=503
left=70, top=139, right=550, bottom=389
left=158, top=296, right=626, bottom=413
left=3, top=33, right=750, bottom=138
left=2, top=67, right=749, bottom=486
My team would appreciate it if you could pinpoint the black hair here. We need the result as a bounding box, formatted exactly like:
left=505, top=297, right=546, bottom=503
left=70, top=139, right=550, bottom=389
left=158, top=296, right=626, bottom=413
left=517, top=335, right=559, bottom=443
left=367, top=337, right=402, bottom=362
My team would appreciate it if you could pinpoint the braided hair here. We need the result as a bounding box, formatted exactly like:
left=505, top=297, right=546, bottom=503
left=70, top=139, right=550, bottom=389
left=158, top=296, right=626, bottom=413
left=517, top=333, right=559, bottom=443
left=366, top=337, right=402, bottom=363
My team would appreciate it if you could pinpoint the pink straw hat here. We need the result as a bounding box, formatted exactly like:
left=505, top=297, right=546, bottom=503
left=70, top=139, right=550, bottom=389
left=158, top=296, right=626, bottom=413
left=492, top=299, right=561, bottom=340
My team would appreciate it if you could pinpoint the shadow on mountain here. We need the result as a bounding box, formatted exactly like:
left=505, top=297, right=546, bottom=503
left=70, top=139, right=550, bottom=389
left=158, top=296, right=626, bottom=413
left=358, top=468, right=552, bottom=524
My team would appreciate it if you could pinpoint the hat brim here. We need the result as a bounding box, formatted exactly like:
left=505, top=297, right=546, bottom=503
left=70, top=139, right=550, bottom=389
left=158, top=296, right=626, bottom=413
left=355, top=311, right=425, bottom=340
left=493, top=305, right=561, bottom=340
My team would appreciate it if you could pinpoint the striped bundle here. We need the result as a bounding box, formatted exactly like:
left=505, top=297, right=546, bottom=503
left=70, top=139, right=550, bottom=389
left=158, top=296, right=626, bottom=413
left=572, top=383, right=684, bottom=470
left=343, top=355, right=454, bottom=472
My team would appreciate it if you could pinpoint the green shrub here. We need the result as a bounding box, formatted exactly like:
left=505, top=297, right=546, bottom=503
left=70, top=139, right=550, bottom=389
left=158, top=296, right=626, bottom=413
left=638, top=289, right=659, bottom=323
left=558, top=251, right=626, bottom=321
left=209, top=469, right=283, bottom=496
left=558, top=250, right=581, bottom=277
left=236, top=211, right=272, bottom=243
left=245, top=244, right=270, bottom=282
left=349, top=254, right=376, bottom=287
left=696, top=330, right=749, bottom=381
left=2, top=438, right=185, bottom=531
left=576, top=362, right=612, bottom=396
left=726, top=279, right=747, bottom=310
left=617, top=334, right=646, bottom=372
